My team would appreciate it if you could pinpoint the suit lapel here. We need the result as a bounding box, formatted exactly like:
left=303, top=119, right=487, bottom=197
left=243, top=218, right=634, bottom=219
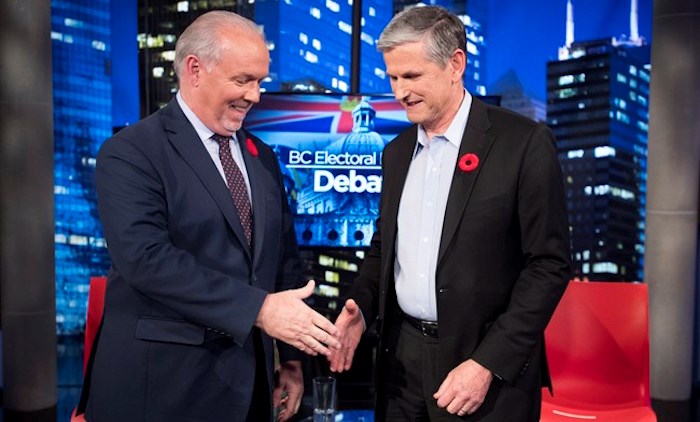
left=162, top=100, right=252, bottom=260
left=437, top=98, right=495, bottom=266
left=237, top=130, right=267, bottom=262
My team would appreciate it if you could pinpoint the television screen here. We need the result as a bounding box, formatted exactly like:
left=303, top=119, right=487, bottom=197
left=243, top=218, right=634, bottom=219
left=245, top=94, right=412, bottom=247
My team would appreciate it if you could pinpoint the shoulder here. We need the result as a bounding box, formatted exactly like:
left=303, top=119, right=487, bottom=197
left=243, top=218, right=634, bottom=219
left=481, top=100, right=542, bottom=134
left=477, top=100, right=555, bottom=148
left=103, top=108, right=168, bottom=148
left=97, top=107, right=173, bottom=172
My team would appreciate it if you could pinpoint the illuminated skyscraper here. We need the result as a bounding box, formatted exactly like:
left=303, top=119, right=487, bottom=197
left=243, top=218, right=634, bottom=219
left=254, top=0, right=354, bottom=92
left=52, top=0, right=113, bottom=333
left=547, top=38, right=650, bottom=282
left=548, top=0, right=649, bottom=282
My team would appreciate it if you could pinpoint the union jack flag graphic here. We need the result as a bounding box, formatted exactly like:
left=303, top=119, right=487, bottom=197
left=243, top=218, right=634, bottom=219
left=245, top=94, right=410, bottom=141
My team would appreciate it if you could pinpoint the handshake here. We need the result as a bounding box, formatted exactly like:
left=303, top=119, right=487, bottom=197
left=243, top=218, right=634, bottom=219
left=254, top=280, right=364, bottom=421
left=254, top=279, right=364, bottom=370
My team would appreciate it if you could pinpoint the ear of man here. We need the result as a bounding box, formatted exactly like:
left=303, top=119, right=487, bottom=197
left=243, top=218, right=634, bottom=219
left=449, top=49, right=467, bottom=83
left=184, top=55, right=203, bottom=87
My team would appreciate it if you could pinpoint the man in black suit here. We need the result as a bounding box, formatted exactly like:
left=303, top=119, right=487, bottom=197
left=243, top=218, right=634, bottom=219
left=329, top=6, right=571, bottom=421
left=79, top=11, right=339, bottom=421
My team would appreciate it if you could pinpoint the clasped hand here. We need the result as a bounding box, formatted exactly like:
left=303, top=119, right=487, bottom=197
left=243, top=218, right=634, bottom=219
left=327, top=299, right=364, bottom=372
left=255, top=280, right=340, bottom=356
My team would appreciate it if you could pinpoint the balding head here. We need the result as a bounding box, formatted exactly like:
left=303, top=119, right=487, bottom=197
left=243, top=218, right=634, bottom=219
left=174, top=10, right=264, bottom=80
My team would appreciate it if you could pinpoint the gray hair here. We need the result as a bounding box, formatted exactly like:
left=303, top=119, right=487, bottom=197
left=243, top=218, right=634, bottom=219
left=377, top=6, right=466, bottom=67
left=174, top=10, right=263, bottom=78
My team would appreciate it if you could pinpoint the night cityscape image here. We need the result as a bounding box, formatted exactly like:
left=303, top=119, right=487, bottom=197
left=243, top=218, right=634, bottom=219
left=4, top=0, right=700, bottom=421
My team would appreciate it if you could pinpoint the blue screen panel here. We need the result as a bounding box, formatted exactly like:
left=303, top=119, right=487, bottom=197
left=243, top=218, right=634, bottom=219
left=246, top=94, right=411, bottom=248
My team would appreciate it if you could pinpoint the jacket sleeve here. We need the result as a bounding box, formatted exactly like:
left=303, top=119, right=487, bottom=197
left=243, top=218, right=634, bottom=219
left=470, top=123, right=571, bottom=383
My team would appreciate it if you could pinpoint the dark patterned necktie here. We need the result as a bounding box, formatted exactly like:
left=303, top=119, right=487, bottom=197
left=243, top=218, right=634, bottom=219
left=212, top=134, right=253, bottom=248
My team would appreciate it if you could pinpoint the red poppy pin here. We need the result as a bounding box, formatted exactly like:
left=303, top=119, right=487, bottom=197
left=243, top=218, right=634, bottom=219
left=245, top=138, right=259, bottom=157
left=458, top=153, right=479, bottom=173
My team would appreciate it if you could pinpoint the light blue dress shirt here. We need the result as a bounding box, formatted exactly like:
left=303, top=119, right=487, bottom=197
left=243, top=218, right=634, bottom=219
left=176, top=91, right=252, bottom=202
left=395, top=90, right=473, bottom=321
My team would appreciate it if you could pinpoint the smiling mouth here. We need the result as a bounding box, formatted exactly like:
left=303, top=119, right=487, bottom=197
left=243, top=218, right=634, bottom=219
left=229, top=104, right=250, bottom=114
left=404, top=99, right=422, bottom=107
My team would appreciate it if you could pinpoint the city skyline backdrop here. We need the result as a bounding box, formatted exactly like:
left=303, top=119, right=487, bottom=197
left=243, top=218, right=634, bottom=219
left=112, top=0, right=654, bottom=125
left=486, top=0, right=652, bottom=101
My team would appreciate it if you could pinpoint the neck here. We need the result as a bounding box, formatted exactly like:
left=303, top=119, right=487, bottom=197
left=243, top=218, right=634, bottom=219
left=424, top=88, right=465, bottom=139
left=179, top=88, right=197, bottom=115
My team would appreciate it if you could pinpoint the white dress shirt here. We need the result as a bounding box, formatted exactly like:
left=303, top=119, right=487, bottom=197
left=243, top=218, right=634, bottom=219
left=394, top=90, right=473, bottom=321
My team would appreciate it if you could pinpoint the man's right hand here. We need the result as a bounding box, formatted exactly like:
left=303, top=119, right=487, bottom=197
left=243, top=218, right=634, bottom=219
left=255, top=280, right=340, bottom=356
left=328, top=299, right=364, bottom=372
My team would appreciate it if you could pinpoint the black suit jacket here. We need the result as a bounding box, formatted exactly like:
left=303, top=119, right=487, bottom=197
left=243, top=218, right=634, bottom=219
left=82, top=99, right=303, bottom=421
left=349, top=98, right=571, bottom=419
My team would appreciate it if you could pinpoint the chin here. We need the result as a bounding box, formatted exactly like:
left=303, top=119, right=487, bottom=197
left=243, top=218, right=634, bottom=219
left=405, top=113, right=424, bottom=125
left=222, top=120, right=243, bottom=132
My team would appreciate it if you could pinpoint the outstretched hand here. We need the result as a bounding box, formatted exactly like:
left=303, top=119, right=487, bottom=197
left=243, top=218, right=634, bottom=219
left=328, top=299, right=364, bottom=372
left=256, top=280, right=340, bottom=356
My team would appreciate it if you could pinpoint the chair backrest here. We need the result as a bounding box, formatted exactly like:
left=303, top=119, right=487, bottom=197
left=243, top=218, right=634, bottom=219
left=83, top=276, right=107, bottom=373
left=545, top=281, right=650, bottom=407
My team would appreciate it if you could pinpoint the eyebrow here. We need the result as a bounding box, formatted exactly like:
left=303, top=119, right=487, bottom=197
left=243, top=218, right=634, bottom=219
left=388, top=70, right=422, bottom=78
left=233, top=73, right=268, bottom=81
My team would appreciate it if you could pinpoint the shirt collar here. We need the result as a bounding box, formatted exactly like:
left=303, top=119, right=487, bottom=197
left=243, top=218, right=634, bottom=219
left=416, top=89, right=473, bottom=150
left=176, top=91, right=237, bottom=143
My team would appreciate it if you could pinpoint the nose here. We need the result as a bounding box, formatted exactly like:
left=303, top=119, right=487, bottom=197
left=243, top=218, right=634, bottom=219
left=393, top=79, right=408, bottom=102
left=244, top=82, right=261, bottom=104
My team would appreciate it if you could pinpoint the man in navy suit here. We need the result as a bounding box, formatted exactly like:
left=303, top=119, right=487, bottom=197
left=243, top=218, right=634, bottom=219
left=329, top=6, right=571, bottom=421
left=79, top=11, right=339, bottom=421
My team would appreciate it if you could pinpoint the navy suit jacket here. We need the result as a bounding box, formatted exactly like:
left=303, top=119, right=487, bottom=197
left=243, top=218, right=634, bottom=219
left=349, top=98, right=571, bottom=420
left=82, top=99, right=303, bottom=421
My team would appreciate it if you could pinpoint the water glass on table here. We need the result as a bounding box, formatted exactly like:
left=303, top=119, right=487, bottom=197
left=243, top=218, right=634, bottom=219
left=312, top=376, right=336, bottom=422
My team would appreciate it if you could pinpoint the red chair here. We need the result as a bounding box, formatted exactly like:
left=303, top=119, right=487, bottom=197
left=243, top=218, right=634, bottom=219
left=541, top=281, right=656, bottom=421
left=71, top=276, right=107, bottom=421
left=82, top=276, right=107, bottom=372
